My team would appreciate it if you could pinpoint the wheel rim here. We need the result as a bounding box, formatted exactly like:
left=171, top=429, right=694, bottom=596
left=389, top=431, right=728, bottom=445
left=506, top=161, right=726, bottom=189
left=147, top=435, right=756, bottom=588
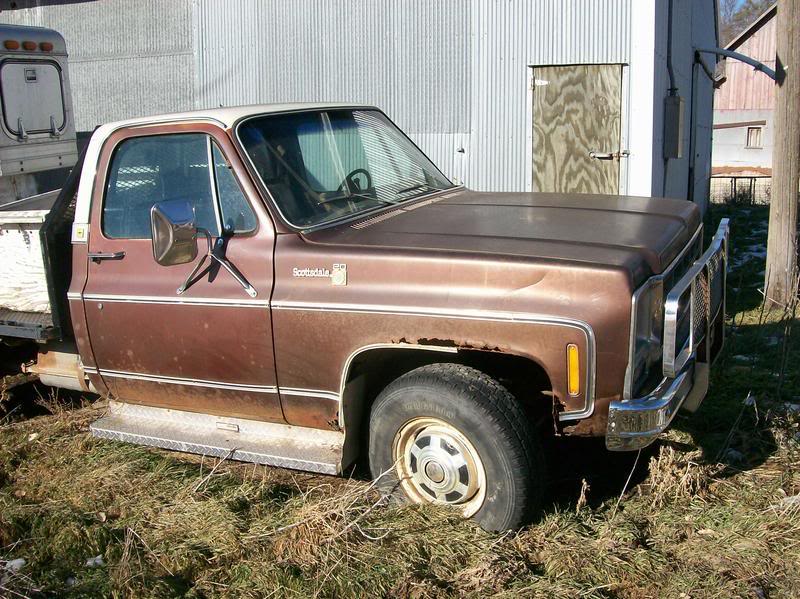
left=393, top=417, right=486, bottom=517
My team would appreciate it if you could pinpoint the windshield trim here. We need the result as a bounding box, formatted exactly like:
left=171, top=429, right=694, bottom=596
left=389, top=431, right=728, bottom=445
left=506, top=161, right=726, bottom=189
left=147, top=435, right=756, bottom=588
left=232, top=107, right=454, bottom=233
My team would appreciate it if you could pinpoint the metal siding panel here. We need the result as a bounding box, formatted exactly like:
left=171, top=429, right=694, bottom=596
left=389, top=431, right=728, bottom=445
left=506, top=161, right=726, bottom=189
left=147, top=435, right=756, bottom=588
left=2, top=0, right=638, bottom=191
left=194, top=0, right=470, bottom=132
left=70, top=54, right=194, bottom=131
left=0, top=0, right=194, bottom=131
left=194, top=0, right=470, bottom=186
left=195, top=0, right=633, bottom=191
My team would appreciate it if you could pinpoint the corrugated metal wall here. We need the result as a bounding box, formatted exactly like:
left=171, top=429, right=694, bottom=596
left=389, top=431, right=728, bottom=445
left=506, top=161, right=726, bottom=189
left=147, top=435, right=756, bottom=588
left=195, top=0, right=470, bottom=133
left=194, top=0, right=632, bottom=191
left=193, top=0, right=473, bottom=183
left=1, top=0, right=194, bottom=132
left=1, top=0, right=638, bottom=191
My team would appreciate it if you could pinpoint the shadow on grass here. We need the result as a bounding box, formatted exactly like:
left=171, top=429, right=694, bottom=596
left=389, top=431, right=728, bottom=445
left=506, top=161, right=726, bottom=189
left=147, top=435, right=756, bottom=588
left=541, top=307, right=792, bottom=513
left=545, top=435, right=660, bottom=510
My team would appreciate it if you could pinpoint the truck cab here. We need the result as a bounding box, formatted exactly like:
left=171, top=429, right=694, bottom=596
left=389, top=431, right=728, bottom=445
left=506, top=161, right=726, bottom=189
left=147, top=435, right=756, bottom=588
left=1, top=104, right=729, bottom=531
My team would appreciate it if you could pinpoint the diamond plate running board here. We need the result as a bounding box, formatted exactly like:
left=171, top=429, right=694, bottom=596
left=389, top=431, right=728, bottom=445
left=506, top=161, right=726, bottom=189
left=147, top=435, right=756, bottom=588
left=90, top=400, right=344, bottom=475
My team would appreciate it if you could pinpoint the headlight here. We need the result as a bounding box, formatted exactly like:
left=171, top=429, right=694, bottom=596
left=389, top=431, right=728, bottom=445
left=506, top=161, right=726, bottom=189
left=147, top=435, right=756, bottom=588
left=630, top=279, right=664, bottom=397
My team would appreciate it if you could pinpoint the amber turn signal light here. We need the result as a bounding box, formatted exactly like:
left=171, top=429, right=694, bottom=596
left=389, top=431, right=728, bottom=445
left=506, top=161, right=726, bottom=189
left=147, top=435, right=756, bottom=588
left=567, top=343, right=580, bottom=397
left=21, top=40, right=37, bottom=51
left=3, top=40, right=20, bottom=50
left=40, top=41, right=53, bottom=52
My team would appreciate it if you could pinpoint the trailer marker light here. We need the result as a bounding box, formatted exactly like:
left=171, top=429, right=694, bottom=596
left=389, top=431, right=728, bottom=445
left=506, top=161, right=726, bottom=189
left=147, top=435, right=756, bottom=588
left=3, top=40, right=20, bottom=50
left=39, top=42, right=53, bottom=52
left=567, top=343, right=580, bottom=396
left=22, top=41, right=37, bottom=51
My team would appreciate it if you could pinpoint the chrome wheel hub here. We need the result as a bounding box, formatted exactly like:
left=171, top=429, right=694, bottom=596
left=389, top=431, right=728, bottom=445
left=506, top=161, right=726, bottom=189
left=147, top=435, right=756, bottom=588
left=394, top=417, right=486, bottom=516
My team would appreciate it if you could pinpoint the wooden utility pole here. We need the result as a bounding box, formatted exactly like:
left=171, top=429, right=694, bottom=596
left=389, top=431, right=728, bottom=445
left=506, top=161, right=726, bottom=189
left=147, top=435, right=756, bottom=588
left=765, top=0, right=800, bottom=304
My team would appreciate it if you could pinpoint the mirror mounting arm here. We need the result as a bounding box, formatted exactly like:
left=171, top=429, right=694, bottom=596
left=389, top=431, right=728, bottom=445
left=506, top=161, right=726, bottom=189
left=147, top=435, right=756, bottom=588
left=176, top=228, right=258, bottom=298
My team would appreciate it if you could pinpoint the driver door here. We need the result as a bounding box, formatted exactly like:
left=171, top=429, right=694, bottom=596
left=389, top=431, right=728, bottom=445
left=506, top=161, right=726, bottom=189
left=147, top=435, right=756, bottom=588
left=82, top=123, right=282, bottom=423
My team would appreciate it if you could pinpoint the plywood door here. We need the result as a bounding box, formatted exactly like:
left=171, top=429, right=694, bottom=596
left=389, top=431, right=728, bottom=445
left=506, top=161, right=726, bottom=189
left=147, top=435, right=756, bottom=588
left=532, top=64, right=623, bottom=194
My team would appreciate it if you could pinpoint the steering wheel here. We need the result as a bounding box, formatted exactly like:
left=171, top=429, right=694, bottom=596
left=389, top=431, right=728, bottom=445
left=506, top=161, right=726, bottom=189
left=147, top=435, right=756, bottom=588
left=337, top=168, right=373, bottom=194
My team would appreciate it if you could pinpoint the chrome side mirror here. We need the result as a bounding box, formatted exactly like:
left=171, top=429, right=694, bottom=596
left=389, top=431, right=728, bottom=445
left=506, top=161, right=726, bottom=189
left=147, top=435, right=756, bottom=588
left=150, top=200, right=198, bottom=266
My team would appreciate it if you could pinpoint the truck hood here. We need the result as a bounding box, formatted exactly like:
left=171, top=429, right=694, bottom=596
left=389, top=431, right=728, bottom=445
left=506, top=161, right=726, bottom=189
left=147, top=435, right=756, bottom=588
left=307, top=189, right=701, bottom=287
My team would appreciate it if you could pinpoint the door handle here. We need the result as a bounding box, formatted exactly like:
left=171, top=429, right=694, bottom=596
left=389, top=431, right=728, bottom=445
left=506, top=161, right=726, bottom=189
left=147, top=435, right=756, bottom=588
left=589, top=150, right=630, bottom=161
left=88, top=251, right=126, bottom=263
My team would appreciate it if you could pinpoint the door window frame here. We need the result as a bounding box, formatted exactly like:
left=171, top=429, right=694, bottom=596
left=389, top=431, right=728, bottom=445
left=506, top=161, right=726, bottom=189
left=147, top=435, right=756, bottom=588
left=92, top=122, right=268, bottom=246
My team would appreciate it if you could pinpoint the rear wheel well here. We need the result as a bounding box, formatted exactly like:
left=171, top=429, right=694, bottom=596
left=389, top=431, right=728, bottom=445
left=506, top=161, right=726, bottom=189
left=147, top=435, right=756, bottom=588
left=342, top=346, right=554, bottom=460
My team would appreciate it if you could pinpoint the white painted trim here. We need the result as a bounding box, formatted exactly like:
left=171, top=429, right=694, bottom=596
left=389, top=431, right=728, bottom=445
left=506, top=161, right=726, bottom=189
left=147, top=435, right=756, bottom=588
left=74, top=117, right=227, bottom=228
left=619, top=63, right=631, bottom=195
left=525, top=66, right=535, bottom=192
left=627, top=0, right=658, bottom=196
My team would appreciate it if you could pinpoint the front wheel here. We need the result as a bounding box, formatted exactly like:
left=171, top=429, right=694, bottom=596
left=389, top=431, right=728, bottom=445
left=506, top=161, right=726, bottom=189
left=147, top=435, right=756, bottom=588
left=368, top=363, right=546, bottom=531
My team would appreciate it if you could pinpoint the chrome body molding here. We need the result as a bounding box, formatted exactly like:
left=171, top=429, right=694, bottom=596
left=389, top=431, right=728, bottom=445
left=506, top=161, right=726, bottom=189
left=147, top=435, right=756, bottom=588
left=91, top=368, right=279, bottom=394
left=76, top=299, right=596, bottom=421
left=80, top=293, right=269, bottom=308
left=338, top=343, right=459, bottom=429
left=272, top=301, right=597, bottom=422
left=83, top=367, right=343, bottom=402
left=279, top=387, right=340, bottom=401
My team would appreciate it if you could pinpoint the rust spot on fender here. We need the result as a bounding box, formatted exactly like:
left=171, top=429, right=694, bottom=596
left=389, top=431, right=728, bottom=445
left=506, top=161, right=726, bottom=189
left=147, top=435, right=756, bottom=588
left=392, top=336, right=505, bottom=352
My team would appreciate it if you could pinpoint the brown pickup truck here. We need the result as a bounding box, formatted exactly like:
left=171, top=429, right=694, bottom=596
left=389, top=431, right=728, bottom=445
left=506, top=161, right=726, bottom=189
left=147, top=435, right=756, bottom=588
left=0, top=104, right=729, bottom=531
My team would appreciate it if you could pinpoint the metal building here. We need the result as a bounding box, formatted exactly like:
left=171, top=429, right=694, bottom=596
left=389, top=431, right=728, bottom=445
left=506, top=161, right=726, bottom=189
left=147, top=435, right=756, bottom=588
left=1, top=0, right=718, bottom=210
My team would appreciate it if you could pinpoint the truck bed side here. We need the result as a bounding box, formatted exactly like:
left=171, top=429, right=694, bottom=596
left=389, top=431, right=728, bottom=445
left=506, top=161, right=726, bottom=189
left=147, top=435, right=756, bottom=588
left=0, top=155, right=82, bottom=341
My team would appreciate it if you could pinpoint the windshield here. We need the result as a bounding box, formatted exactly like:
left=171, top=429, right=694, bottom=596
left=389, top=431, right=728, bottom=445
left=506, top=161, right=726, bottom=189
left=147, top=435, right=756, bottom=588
left=237, top=109, right=452, bottom=228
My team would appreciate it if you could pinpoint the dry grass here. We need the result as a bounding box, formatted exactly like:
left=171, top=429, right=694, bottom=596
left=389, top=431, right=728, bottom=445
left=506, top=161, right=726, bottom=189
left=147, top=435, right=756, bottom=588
left=1, top=205, right=799, bottom=598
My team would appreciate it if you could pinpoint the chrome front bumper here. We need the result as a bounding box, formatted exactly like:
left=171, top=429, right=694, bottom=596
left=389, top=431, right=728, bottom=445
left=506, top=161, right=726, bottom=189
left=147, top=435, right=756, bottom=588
left=607, top=358, right=702, bottom=450
left=607, top=219, right=730, bottom=451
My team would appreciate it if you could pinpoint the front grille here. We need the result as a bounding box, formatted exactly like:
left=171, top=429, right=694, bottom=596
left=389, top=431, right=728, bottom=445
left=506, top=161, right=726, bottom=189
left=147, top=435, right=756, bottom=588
left=691, top=270, right=709, bottom=344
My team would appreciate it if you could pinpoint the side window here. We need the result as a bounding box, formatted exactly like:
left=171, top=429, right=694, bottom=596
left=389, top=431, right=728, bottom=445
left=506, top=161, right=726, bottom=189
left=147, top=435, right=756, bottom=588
left=745, top=126, right=762, bottom=149
left=211, top=143, right=257, bottom=233
left=103, top=133, right=219, bottom=239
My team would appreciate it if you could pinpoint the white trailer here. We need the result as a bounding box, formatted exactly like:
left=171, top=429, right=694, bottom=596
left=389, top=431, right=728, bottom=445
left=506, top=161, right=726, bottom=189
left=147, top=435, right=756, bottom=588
left=0, top=24, right=77, bottom=341
left=0, top=24, right=77, bottom=203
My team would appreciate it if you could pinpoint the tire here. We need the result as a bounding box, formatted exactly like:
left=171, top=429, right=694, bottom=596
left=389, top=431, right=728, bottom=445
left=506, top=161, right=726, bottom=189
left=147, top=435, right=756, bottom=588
left=368, top=363, right=546, bottom=531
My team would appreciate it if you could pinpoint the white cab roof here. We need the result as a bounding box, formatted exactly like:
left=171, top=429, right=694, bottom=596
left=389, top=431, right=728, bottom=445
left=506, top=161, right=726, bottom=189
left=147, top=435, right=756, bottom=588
left=102, top=103, right=373, bottom=130
left=73, top=103, right=375, bottom=227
